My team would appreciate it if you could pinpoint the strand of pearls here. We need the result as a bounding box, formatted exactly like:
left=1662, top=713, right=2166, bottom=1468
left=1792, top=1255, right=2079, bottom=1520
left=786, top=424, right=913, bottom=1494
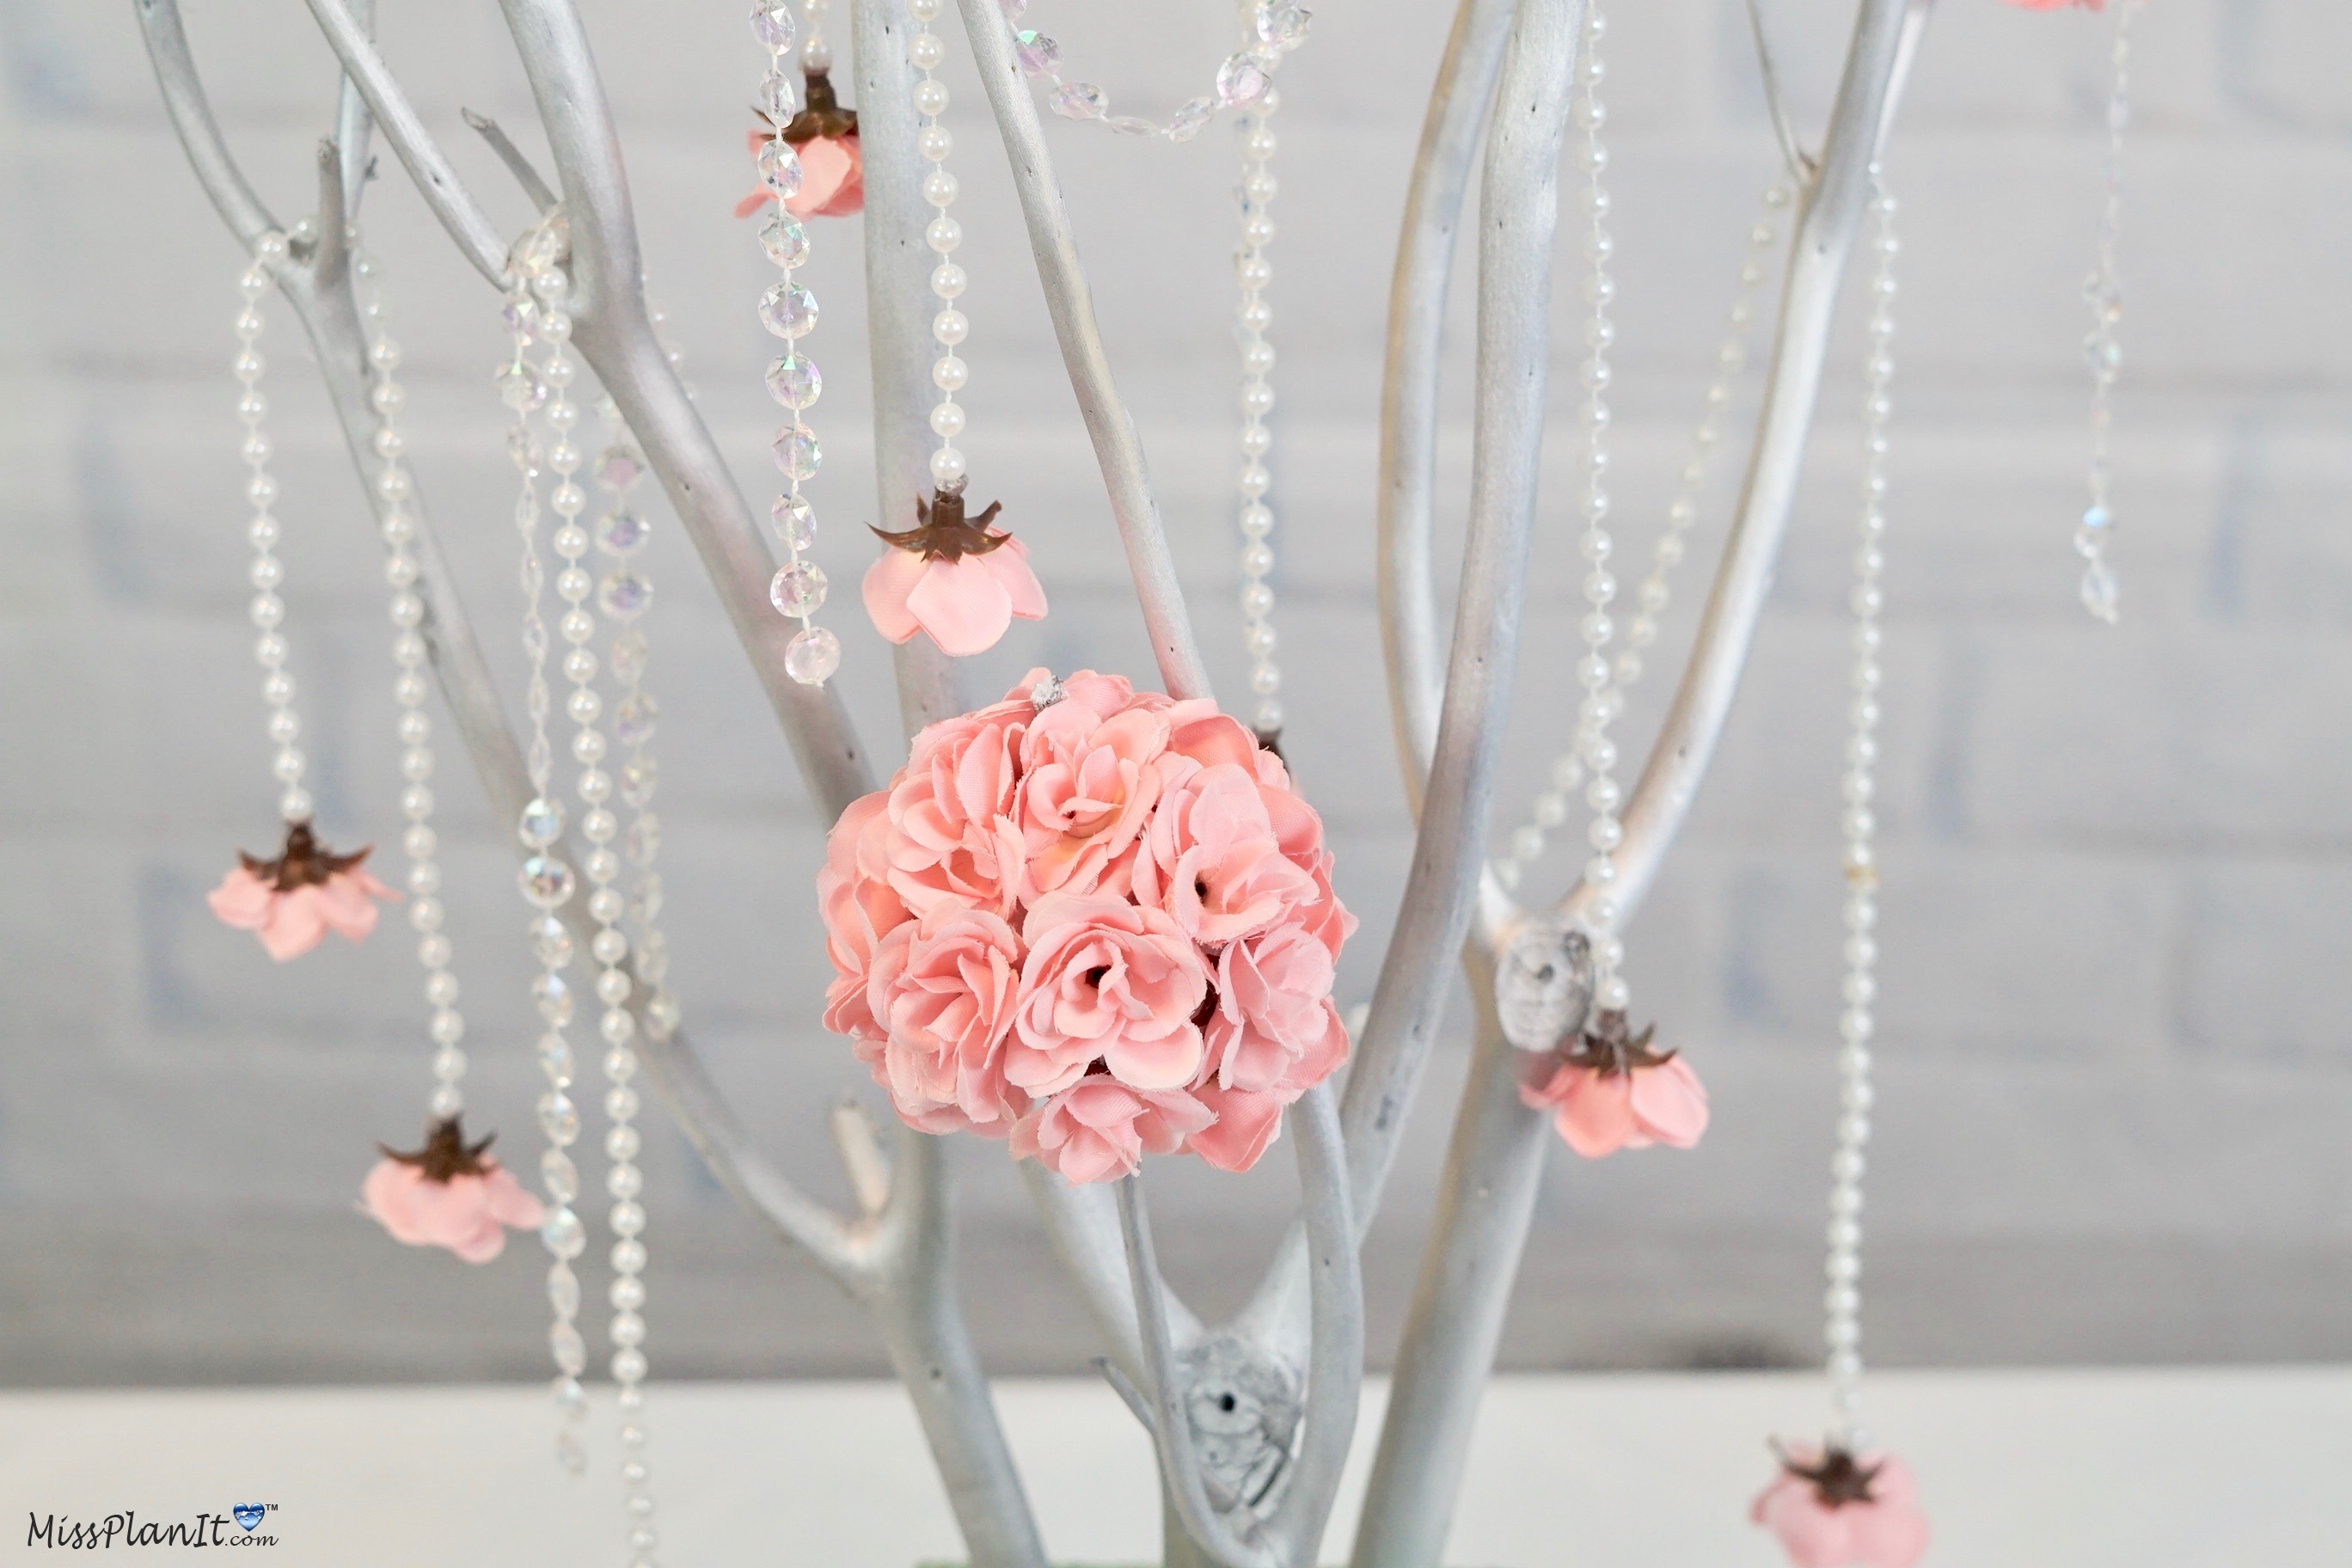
left=499, top=228, right=593, bottom=1475
left=2073, top=0, right=2140, bottom=626
left=1014, top=0, right=1311, bottom=138
left=750, top=1, right=842, bottom=686
left=1491, top=184, right=1791, bottom=893
left=1823, top=181, right=1899, bottom=1448
left=230, top=230, right=311, bottom=828
left=1567, top=0, right=1632, bottom=1017
left=350, top=235, right=469, bottom=1122
left=1234, top=88, right=1283, bottom=745
left=906, top=0, right=977, bottom=501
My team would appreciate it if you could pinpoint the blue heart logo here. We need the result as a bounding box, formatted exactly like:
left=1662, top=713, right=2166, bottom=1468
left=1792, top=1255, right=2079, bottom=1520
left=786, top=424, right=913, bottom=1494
left=232, top=1505, right=265, bottom=1532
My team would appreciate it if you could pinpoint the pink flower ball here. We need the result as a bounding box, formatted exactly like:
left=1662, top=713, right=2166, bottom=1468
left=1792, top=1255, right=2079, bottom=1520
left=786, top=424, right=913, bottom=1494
left=818, top=670, right=1354, bottom=1180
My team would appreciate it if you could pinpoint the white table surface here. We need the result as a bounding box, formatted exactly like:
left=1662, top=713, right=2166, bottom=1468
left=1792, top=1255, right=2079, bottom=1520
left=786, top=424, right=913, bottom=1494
left=3, top=1368, right=2346, bottom=1565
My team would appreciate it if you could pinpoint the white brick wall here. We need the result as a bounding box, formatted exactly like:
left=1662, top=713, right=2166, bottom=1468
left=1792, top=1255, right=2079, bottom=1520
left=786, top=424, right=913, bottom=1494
left=3, top=0, right=2349, bottom=1382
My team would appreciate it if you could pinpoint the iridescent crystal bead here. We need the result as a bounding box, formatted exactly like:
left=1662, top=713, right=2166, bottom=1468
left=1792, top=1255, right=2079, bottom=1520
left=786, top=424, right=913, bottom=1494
left=596, top=444, right=646, bottom=493
left=615, top=694, right=659, bottom=747
left=772, top=492, right=817, bottom=552
left=1014, top=28, right=1061, bottom=73
left=1255, top=0, right=1311, bottom=49
left=646, top=989, right=683, bottom=1038
left=547, top=1265, right=580, bottom=1317
left=765, top=353, right=823, bottom=409
left=609, top=629, right=649, bottom=683
left=1216, top=50, right=1275, bottom=107
left=758, top=69, right=797, bottom=120
left=784, top=624, right=842, bottom=684
left=772, top=424, right=823, bottom=481
left=549, top=1320, right=588, bottom=1375
left=539, top=1086, right=584, bottom=1144
left=495, top=363, right=547, bottom=411
left=759, top=280, right=818, bottom=339
left=623, top=815, right=662, bottom=866
left=530, top=915, right=574, bottom=970
left=1167, top=95, right=1216, bottom=141
left=758, top=138, right=803, bottom=199
left=759, top=210, right=810, bottom=269
left=620, top=756, right=659, bottom=808
left=769, top=561, right=829, bottom=617
left=598, top=570, right=654, bottom=620
left=519, top=795, right=565, bottom=848
left=1107, top=115, right=1158, bottom=136
left=748, top=1, right=796, bottom=50
left=533, top=971, right=573, bottom=1025
left=520, top=854, right=577, bottom=908
left=2079, top=560, right=2120, bottom=623
left=1050, top=81, right=1108, bottom=120
left=597, top=510, right=652, bottom=556
left=537, top=1032, right=575, bottom=1087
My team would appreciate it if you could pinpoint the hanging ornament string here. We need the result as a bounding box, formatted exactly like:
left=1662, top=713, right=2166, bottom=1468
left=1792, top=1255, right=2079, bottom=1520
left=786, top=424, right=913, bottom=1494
left=1491, top=182, right=1791, bottom=894
left=2073, top=0, right=2141, bottom=625
left=1010, top=0, right=1311, bottom=138
left=1233, top=88, right=1284, bottom=748
left=1751, top=178, right=1931, bottom=1568
left=750, top=1, right=843, bottom=685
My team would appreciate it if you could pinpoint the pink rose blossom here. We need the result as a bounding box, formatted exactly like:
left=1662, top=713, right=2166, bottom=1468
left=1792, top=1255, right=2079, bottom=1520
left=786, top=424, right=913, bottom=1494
left=865, top=903, right=1029, bottom=1134
left=1130, top=760, right=1315, bottom=945
left=1019, top=699, right=1174, bottom=899
left=1752, top=1445, right=1930, bottom=1568
left=873, top=693, right=1034, bottom=919
left=864, top=535, right=1048, bottom=658
left=208, top=824, right=398, bottom=961
left=1185, top=1081, right=1286, bottom=1173
left=1011, top=894, right=1209, bottom=1094
left=1010, top=1077, right=1214, bottom=1185
left=1519, top=1011, right=1710, bottom=1159
left=1204, top=919, right=1350, bottom=1095
left=818, top=793, right=915, bottom=1044
left=360, top=1120, right=544, bottom=1265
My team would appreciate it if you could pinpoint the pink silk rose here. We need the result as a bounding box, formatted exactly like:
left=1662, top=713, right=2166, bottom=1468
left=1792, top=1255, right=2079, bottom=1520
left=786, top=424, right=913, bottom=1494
left=1752, top=1446, right=1930, bottom=1568
left=818, top=792, right=914, bottom=1044
left=360, top=1120, right=544, bottom=1265
left=208, top=824, right=398, bottom=961
left=864, top=535, right=1049, bottom=658
left=1018, top=695, right=1175, bottom=898
left=877, top=692, right=1035, bottom=919
left=1010, top=894, right=1209, bottom=1094
left=865, top=903, right=1029, bottom=1134
left=1520, top=1050, right=1710, bottom=1158
left=1204, top=918, right=1349, bottom=1095
left=1185, top=1081, right=1287, bottom=1173
left=1010, top=1077, right=1214, bottom=1185
left=1130, top=759, right=1317, bottom=945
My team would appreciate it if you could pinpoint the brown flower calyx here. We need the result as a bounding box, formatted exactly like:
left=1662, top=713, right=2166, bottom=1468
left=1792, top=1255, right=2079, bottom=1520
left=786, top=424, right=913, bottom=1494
left=763, top=70, right=859, bottom=145
left=1773, top=1441, right=1883, bottom=1509
left=239, top=821, right=374, bottom=893
left=379, top=1117, right=499, bottom=1185
left=871, top=486, right=1010, bottom=563
left=1562, top=1008, right=1675, bottom=1077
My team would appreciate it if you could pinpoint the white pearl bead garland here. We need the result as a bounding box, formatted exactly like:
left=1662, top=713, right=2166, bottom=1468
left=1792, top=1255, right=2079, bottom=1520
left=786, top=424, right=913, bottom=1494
left=1567, top=0, right=1632, bottom=1018
left=1013, top=0, right=1312, bottom=139
left=1491, top=184, right=1790, bottom=893
left=2074, top=0, right=2140, bottom=626
left=1234, top=94, right=1283, bottom=742
left=750, top=1, right=842, bottom=687
left=230, top=231, right=313, bottom=829
left=499, top=229, right=593, bottom=1477
left=1823, top=181, right=1899, bottom=1448
left=351, top=235, right=471, bottom=1123
left=905, top=0, right=977, bottom=501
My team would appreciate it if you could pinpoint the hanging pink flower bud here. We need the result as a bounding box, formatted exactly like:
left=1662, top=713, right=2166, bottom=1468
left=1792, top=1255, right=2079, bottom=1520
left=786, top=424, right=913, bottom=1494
left=863, top=485, right=1048, bottom=657
left=360, top=1118, right=546, bottom=1265
left=208, top=821, right=399, bottom=961
left=1752, top=1442, right=1930, bottom=1568
left=1517, top=1009, right=1709, bottom=1158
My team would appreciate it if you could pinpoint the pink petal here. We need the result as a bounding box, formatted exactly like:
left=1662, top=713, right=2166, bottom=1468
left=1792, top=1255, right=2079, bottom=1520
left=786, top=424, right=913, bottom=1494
left=1188, top=1085, right=1283, bottom=1173
left=817, top=149, right=866, bottom=216
left=447, top=1216, right=511, bottom=1265
left=733, top=187, right=770, bottom=219
left=313, top=874, right=383, bottom=944
left=360, top=1161, right=429, bottom=1245
left=479, top=1164, right=548, bottom=1229
left=257, top=889, right=328, bottom=961
left=784, top=136, right=854, bottom=218
left=1628, top=1057, right=1711, bottom=1149
left=979, top=536, right=1049, bottom=622
left=1101, top=1029, right=1204, bottom=1093
left=207, top=868, right=273, bottom=929
left=1847, top=1502, right=1931, bottom=1568
left=1555, top=1069, right=1637, bottom=1159
left=905, top=554, right=1016, bottom=657
left=863, top=548, right=928, bottom=643
left=1755, top=1484, right=1852, bottom=1568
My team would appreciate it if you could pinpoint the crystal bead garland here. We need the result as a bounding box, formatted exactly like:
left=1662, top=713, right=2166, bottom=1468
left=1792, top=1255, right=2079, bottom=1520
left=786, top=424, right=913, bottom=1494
left=498, top=228, right=592, bottom=1478
left=583, top=395, right=666, bottom=1559
left=1822, top=179, right=1899, bottom=1450
left=230, top=230, right=314, bottom=829
left=1233, top=89, right=1284, bottom=747
left=2073, top=0, right=2141, bottom=625
left=750, top=0, right=842, bottom=685
left=351, top=233, right=471, bottom=1121
left=1013, top=0, right=1313, bottom=140
left=1565, top=0, right=1633, bottom=1019
left=1491, top=183, right=1791, bottom=892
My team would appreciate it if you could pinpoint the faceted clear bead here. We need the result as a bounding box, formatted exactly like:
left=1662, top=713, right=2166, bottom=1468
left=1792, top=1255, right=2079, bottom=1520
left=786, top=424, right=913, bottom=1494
left=784, top=624, right=842, bottom=685
left=541, top=1204, right=586, bottom=1262
left=765, top=353, right=823, bottom=409
left=547, top=1265, right=581, bottom=1318
left=772, top=493, right=817, bottom=552
left=620, top=756, right=659, bottom=808
left=1167, top=96, right=1216, bottom=141
left=1014, top=28, right=1061, bottom=73
left=548, top=1318, right=588, bottom=1375
left=1050, top=81, right=1108, bottom=120
left=759, top=281, right=818, bottom=339
left=1107, top=115, right=1158, bottom=135
left=520, top=854, right=577, bottom=908
left=757, top=69, right=798, bottom=121
left=609, top=629, right=650, bottom=684
left=615, top=694, right=660, bottom=747
left=519, top=796, right=565, bottom=848
left=530, top=916, right=574, bottom=970
left=1216, top=51, right=1275, bottom=107
left=623, top=815, right=663, bottom=867
left=1255, top=0, right=1311, bottom=50
left=533, top=971, right=573, bottom=1026
left=772, top=424, right=823, bottom=480
left=759, top=210, right=811, bottom=269
left=596, top=444, right=646, bottom=493
left=539, top=1089, right=582, bottom=1145
left=2079, top=560, right=2121, bottom=623
left=758, top=138, right=803, bottom=199
left=495, top=363, right=546, bottom=412
left=597, top=510, right=652, bottom=556
left=769, top=562, right=829, bottom=617
left=748, top=2, right=796, bottom=51
left=537, top=1033, right=576, bottom=1088
left=598, top=570, right=654, bottom=621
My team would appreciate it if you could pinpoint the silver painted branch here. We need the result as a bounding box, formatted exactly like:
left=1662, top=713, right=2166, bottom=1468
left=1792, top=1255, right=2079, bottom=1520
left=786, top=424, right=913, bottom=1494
left=951, top=0, right=1212, bottom=702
